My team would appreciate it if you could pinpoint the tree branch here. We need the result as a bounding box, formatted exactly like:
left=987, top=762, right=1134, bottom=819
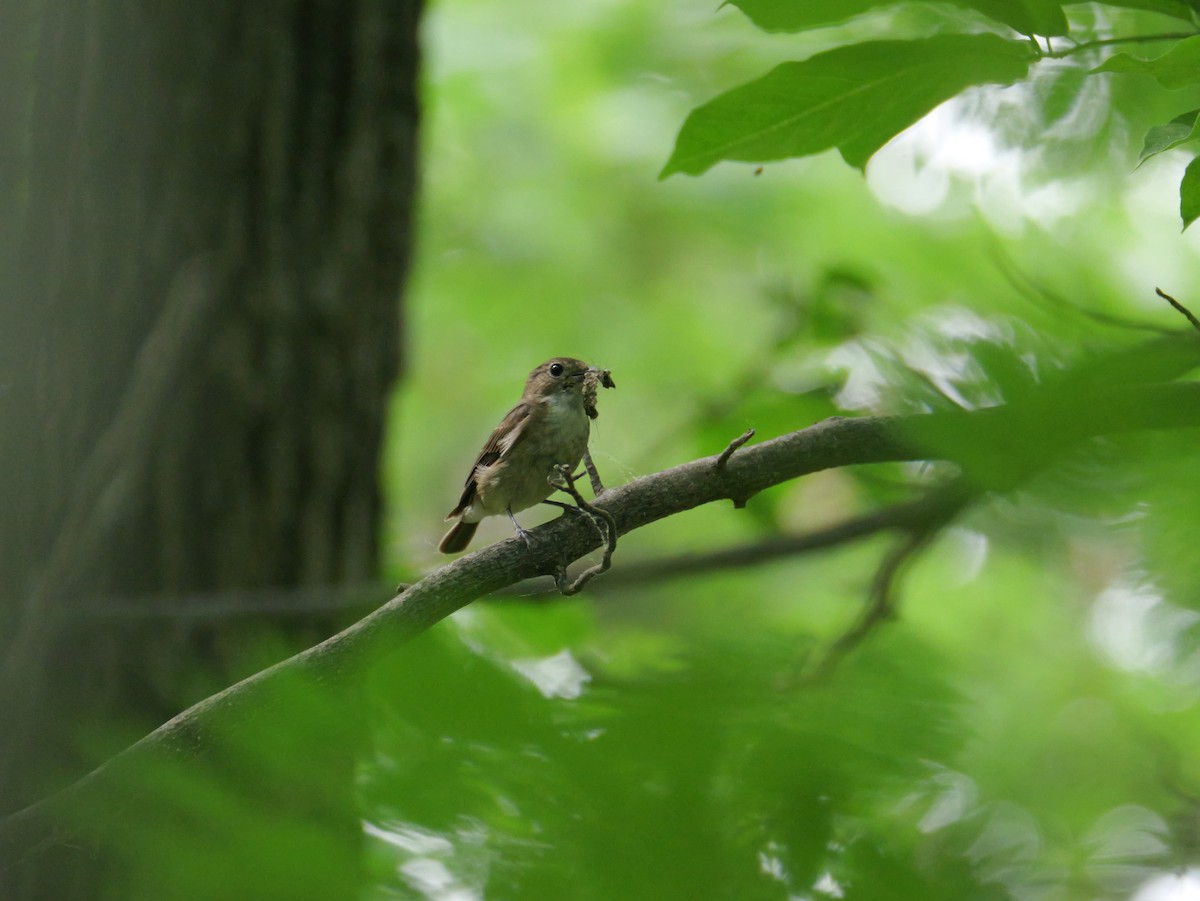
left=1157, top=287, right=1200, bottom=335
left=5, top=378, right=1200, bottom=866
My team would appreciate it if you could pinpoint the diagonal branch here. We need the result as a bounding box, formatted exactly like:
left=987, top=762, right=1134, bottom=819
left=4, top=378, right=1200, bottom=866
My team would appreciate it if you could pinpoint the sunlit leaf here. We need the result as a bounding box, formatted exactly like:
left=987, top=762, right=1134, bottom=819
left=661, top=34, right=1034, bottom=177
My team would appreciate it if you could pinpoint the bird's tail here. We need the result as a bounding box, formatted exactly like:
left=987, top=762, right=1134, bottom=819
left=438, top=519, right=478, bottom=554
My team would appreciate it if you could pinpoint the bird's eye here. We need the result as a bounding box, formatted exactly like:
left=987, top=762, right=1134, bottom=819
left=549, top=362, right=564, bottom=377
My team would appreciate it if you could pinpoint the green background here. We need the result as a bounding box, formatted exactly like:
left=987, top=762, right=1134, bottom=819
left=382, top=0, right=1200, bottom=897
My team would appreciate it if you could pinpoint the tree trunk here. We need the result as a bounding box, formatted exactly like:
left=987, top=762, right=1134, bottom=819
left=0, top=2, right=420, bottom=896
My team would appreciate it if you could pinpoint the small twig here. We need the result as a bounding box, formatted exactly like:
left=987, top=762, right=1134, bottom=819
left=548, top=464, right=618, bottom=596
left=1156, top=288, right=1200, bottom=335
left=798, top=481, right=970, bottom=682
left=1046, top=32, right=1197, bottom=60
left=715, top=428, right=755, bottom=471
left=803, top=528, right=936, bottom=681
left=582, top=449, right=605, bottom=495
left=714, top=428, right=757, bottom=509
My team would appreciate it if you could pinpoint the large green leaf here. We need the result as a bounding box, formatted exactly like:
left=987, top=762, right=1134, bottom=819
left=1094, top=35, right=1200, bottom=89
left=728, top=0, right=1069, bottom=35
left=661, top=34, right=1034, bottom=177
left=1180, top=154, right=1200, bottom=227
left=1139, top=108, right=1200, bottom=164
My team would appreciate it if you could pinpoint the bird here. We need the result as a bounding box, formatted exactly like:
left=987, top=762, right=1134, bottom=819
left=438, top=357, right=613, bottom=554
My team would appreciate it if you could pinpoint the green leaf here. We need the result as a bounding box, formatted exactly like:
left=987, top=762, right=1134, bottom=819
left=661, top=34, right=1034, bottom=178
left=1092, top=0, right=1196, bottom=22
left=1139, top=109, right=1200, bottom=164
left=728, top=0, right=1069, bottom=36
left=1094, top=35, right=1200, bottom=89
left=1180, top=154, right=1200, bottom=228
left=958, top=0, right=1069, bottom=35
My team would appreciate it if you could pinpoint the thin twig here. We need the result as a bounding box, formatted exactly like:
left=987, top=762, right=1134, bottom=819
left=1047, top=32, right=1197, bottom=60
left=804, top=528, right=937, bottom=681
left=1156, top=288, right=1200, bottom=334
left=714, top=428, right=757, bottom=508
left=63, top=582, right=388, bottom=622
left=70, top=482, right=972, bottom=618
left=72, top=481, right=974, bottom=618
left=799, top=480, right=972, bottom=681
left=548, top=464, right=618, bottom=596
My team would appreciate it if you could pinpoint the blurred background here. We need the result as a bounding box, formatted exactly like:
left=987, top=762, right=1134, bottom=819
left=377, top=1, right=1200, bottom=898
left=3, top=0, right=1199, bottom=899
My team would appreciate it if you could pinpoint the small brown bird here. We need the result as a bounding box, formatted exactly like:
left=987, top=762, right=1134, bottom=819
left=438, top=357, right=613, bottom=554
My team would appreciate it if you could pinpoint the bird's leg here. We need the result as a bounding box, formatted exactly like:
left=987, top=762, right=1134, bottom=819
left=547, top=464, right=610, bottom=543
left=546, top=464, right=584, bottom=509
left=549, top=452, right=603, bottom=496
left=541, top=498, right=587, bottom=516
left=505, top=506, right=534, bottom=547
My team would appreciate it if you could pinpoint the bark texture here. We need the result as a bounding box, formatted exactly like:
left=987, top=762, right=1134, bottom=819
left=0, top=2, right=420, bottom=897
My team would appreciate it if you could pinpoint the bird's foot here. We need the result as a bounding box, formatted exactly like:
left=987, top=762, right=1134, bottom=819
left=506, top=507, right=535, bottom=547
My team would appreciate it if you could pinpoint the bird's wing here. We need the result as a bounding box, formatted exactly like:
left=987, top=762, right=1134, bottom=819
left=446, top=402, right=534, bottom=518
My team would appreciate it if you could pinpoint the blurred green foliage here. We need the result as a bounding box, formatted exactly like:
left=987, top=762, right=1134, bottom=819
left=361, top=0, right=1200, bottom=898
left=367, top=0, right=1200, bottom=898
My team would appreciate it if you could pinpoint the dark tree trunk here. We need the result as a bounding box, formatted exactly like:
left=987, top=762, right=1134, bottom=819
left=0, top=2, right=420, bottom=896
